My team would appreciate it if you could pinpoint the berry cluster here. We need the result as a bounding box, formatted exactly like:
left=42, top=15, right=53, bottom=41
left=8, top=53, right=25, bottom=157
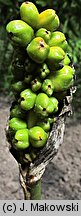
left=6, top=1, right=74, bottom=163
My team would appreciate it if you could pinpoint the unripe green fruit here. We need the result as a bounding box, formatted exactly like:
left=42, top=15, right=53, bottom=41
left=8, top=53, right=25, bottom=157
left=20, top=1, right=39, bottom=29
left=37, top=9, right=60, bottom=31
left=47, top=46, right=65, bottom=69
left=27, top=37, right=49, bottom=64
left=48, top=31, right=68, bottom=51
left=31, top=77, right=42, bottom=92
left=14, top=129, right=29, bottom=150
left=36, top=63, right=50, bottom=79
left=15, top=129, right=28, bottom=141
left=42, top=79, right=54, bottom=96
left=48, top=65, right=74, bottom=92
left=34, top=93, right=57, bottom=117
left=6, top=2, right=74, bottom=155
left=50, top=14, right=60, bottom=31
left=35, top=28, right=51, bottom=44
left=29, top=126, right=48, bottom=148
left=6, top=20, right=34, bottom=47
left=34, top=93, right=49, bottom=117
left=9, top=117, right=27, bottom=132
left=15, top=128, right=28, bottom=140
left=20, top=89, right=36, bottom=111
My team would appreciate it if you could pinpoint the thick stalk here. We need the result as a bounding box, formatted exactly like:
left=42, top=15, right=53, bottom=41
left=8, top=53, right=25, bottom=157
left=30, top=179, right=41, bottom=200
left=19, top=163, right=42, bottom=200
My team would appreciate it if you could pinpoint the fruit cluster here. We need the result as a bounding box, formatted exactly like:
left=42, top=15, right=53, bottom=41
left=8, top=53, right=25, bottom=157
left=6, top=1, right=74, bottom=163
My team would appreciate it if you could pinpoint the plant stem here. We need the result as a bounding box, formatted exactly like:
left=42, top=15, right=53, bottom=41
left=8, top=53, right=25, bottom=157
left=30, top=179, right=41, bottom=200
left=19, top=164, right=42, bottom=200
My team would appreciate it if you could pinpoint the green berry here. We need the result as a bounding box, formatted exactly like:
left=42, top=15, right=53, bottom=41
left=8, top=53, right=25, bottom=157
left=29, top=126, right=48, bottom=148
left=9, top=117, right=27, bottom=132
left=6, top=20, right=34, bottom=47
left=48, top=65, right=74, bottom=92
left=42, top=79, right=54, bottom=96
left=20, top=1, right=39, bottom=29
left=20, top=89, right=36, bottom=111
left=37, top=9, right=60, bottom=31
left=27, top=37, right=49, bottom=64
left=48, top=31, right=68, bottom=51
left=36, top=63, right=50, bottom=79
left=31, top=77, right=42, bottom=92
left=35, top=28, right=51, bottom=44
left=46, top=46, right=65, bottom=70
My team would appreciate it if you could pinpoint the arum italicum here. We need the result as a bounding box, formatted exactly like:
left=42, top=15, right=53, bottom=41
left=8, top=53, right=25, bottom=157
left=6, top=1, right=75, bottom=200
